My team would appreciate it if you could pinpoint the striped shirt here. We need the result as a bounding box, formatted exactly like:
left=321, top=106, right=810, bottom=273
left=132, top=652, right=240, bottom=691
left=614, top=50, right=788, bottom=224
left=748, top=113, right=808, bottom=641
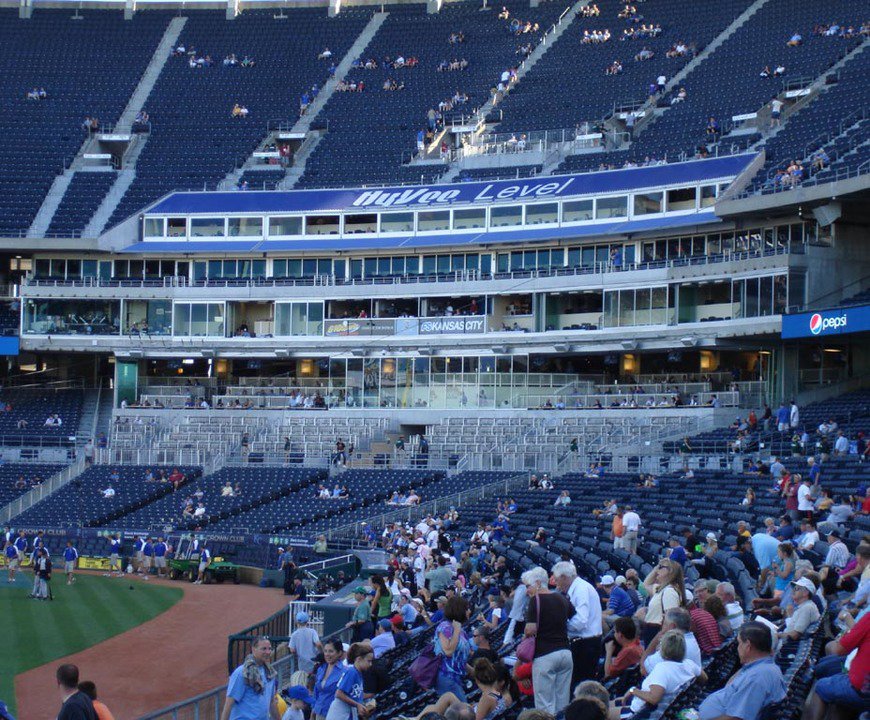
left=825, top=540, right=850, bottom=569
left=689, top=606, right=722, bottom=655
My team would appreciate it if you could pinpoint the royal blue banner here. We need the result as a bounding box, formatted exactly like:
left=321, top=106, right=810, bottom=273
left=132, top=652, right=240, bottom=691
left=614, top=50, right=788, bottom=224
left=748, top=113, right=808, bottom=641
left=147, top=154, right=755, bottom=216
left=781, top=304, right=870, bottom=339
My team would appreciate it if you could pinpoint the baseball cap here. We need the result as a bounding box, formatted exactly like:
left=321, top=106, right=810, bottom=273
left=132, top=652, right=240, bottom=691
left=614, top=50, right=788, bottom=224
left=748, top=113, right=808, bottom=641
left=701, top=579, right=718, bottom=594
left=400, top=588, right=412, bottom=598
left=705, top=532, right=717, bottom=541
left=378, top=618, right=392, bottom=630
left=434, top=595, right=448, bottom=604
left=614, top=575, right=627, bottom=586
left=791, top=577, right=816, bottom=594
left=826, top=529, right=842, bottom=539
left=390, top=615, right=405, bottom=627
left=295, top=611, right=309, bottom=624
left=600, top=574, right=615, bottom=586
left=287, top=685, right=314, bottom=704
left=353, top=586, right=367, bottom=595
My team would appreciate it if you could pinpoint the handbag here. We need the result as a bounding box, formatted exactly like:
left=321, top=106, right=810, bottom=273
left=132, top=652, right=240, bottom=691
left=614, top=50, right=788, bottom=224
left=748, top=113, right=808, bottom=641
left=409, top=643, right=441, bottom=689
left=515, top=594, right=540, bottom=663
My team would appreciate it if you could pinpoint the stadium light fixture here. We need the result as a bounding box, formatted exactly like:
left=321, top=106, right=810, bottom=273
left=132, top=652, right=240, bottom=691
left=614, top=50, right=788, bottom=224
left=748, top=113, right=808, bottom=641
left=275, top=349, right=290, bottom=358
left=680, top=337, right=697, bottom=347
left=620, top=340, right=636, bottom=351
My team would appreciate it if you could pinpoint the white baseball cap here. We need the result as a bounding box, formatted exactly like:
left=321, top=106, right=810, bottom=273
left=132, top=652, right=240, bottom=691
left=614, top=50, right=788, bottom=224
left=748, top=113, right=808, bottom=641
left=792, top=577, right=816, bottom=594
left=600, top=574, right=615, bottom=586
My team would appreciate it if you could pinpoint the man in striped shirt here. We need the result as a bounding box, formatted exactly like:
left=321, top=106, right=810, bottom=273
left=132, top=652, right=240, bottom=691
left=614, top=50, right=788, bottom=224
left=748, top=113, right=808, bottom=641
left=820, top=528, right=851, bottom=595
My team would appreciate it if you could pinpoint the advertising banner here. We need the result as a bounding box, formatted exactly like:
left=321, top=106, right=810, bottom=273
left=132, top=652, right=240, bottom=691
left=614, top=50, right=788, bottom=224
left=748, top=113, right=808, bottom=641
left=781, top=304, right=870, bottom=339
left=323, top=318, right=395, bottom=337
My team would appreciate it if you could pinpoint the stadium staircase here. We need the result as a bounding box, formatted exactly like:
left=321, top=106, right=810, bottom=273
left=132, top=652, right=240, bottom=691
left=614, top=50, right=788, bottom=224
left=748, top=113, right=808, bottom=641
left=223, top=12, right=390, bottom=191
left=26, top=16, right=186, bottom=238
left=436, top=0, right=591, bottom=183
left=82, top=17, right=188, bottom=237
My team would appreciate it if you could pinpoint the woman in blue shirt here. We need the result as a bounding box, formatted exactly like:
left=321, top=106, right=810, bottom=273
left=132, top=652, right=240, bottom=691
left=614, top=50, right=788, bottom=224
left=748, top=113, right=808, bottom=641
left=435, top=597, right=472, bottom=701
left=313, top=639, right=346, bottom=720
left=325, top=643, right=373, bottom=720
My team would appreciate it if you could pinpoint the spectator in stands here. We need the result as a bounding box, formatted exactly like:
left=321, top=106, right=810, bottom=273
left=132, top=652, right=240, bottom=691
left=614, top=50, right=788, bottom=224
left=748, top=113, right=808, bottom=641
left=670, top=87, right=687, bottom=105
left=777, top=577, right=820, bottom=642
left=312, top=638, right=345, bottom=720
left=787, top=31, right=803, bottom=47
left=433, top=596, right=472, bottom=701
left=601, top=575, right=637, bottom=626
left=346, top=587, right=373, bottom=642
left=370, top=618, right=396, bottom=659
left=714, top=582, right=744, bottom=632
left=326, top=642, right=373, bottom=719
left=101, top=485, right=115, bottom=499
left=55, top=664, right=96, bottom=720
left=404, top=657, right=514, bottom=720
left=834, top=430, right=850, bottom=455
left=698, top=621, right=786, bottom=719
left=622, top=506, right=641, bottom=555
left=639, top=560, right=685, bottom=645
left=623, top=630, right=704, bottom=716
left=603, top=616, right=642, bottom=679
left=288, top=611, right=322, bottom=673
left=551, top=562, right=601, bottom=686
left=75, top=680, right=112, bottom=720
left=220, top=636, right=277, bottom=720
left=554, top=490, right=572, bottom=507
left=522, top=565, right=574, bottom=714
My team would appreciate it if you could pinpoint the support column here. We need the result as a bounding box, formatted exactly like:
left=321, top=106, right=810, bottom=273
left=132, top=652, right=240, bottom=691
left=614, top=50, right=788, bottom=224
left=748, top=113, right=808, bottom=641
left=115, top=359, right=139, bottom=408
left=124, top=0, right=134, bottom=20
left=426, top=0, right=441, bottom=14
left=19, top=0, right=32, bottom=19
left=226, top=0, right=238, bottom=19
left=328, top=0, right=341, bottom=18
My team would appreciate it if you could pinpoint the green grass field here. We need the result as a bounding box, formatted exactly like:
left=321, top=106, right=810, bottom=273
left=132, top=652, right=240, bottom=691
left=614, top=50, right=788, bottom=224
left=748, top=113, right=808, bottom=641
left=0, top=571, right=182, bottom=714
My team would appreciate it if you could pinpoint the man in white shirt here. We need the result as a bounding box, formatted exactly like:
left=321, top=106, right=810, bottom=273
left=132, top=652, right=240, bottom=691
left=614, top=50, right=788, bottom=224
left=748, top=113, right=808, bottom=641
left=715, top=582, right=744, bottom=632
left=552, top=561, right=602, bottom=686
left=101, top=486, right=115, bottom=499
left=789, top=400, right=799, bottom=428
left=622, top=506, right=641, bottom=554
left=642, top=608, right=701, bottom=674
left=797, top=476, right=815, bottom=518
left=834, top=431, right=849, bottom=455
left=797, top=519, right=820, bottom=552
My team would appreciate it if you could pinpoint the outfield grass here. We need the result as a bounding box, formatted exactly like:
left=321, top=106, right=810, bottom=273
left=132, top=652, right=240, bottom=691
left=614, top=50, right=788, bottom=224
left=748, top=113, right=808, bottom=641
left=0, top=571, right=182, bottom=714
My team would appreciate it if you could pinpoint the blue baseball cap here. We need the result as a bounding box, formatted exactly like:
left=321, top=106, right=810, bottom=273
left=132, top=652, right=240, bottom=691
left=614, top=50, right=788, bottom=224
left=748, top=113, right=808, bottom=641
left=296, top=611, right=310, bottom=624
left=378, top=618, right=393, bottom=630
left=287, top=685, right=314, bottom=704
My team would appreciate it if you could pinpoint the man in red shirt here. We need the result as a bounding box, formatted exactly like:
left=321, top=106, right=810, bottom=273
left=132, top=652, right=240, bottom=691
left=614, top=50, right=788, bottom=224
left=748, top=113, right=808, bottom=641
left=804, top=613, right=870, bottom=718
left=603, top=617, right=642, bottom=679
left=688, top=582, right=722, bottom=655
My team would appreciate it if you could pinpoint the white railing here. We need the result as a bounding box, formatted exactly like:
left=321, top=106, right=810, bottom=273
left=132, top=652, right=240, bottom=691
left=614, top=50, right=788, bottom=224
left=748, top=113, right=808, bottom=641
left=0, top=456, right=85, bottom=523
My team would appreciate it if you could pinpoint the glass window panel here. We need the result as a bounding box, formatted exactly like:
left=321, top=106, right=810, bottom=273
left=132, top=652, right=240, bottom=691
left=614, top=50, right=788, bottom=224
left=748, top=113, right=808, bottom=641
left=380, top=212, right=414, bottom=233
left=364, top=258, right=377, bottom=277
left=144, top=260, right=160, bottom=278
left=302, top=259, right=317, bottom=276
left=422, top=255, right=437, bottom=274
left=190, top=218, right=225, bottom=236
left=82, top=260, right=97, bottom=278
left=567, top=248, right=581, bottom=267
left=596, top=196, right=628, bottom=218
left=489, top=205, right=522, bottom=227
left=436, top=255, right=450, bottom=273
left=318, top=259, right=332, bottom=276
left=510, top=252, right=523, bottom=271
left=144, top=217, right=164, bottom=237
left=344, top=214, right=377, bottom=234
left=350, top=259, right=363, bottom=278
left=333, top=259, right=346, bottom=278
left=173, top=304, right=191, bottom=335
left=268, top=216, right=303, bottom=236
left=128, top=260, right=144, bottom=278
left=23, top=298, right=120, bottom=335
left=633, top=192, right=663, bottom=215
left=306, top=215, right=340, bottom=235
left=453, top=208, right=486, bottom=229
left=619, top=290, right=635, bottom=326
left=526, top=202, right=558, bottom=225
left=700, top=185, right=717, bottom=207
left=377, top=257, right=391, bottom=274
left=208, top=260, right=222, bottom=278
left=252, top=260, right=266, bottom=278
left=496, top=253, right=509, bottom=273
left=288, top=259, right=302, bottom=277
left=418, top=210, right=450, bottom=232
left=66, top=259, right=81, bottom=278
left=479, top=254, right=491, bottom=274
left=167, top=218, right=186, bottom=237
left=563, top=199, right=593, bottom=222
left=228, top=217, right=262, bottom=237
left=666, top=188, right=697, bottom=211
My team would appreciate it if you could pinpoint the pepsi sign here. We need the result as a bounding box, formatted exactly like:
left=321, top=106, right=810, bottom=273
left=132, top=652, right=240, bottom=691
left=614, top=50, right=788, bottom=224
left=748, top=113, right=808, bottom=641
left=782, top=304, right=870, bottom=339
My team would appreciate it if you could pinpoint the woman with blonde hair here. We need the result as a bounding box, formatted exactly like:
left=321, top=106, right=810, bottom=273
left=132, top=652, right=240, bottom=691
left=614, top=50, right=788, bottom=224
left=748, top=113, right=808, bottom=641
left=638, top=560, right=685, bottom=645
